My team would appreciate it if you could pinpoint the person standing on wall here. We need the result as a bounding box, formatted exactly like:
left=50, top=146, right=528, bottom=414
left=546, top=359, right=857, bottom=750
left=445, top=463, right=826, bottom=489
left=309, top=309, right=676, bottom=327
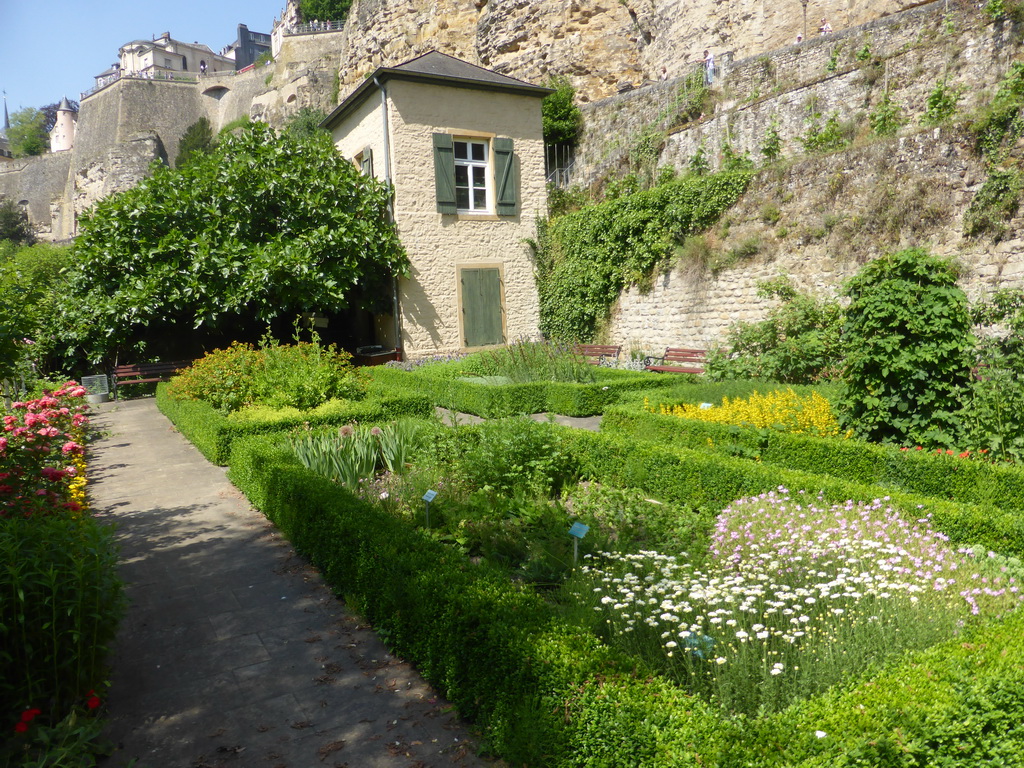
left=703, top=49, right=715, bottom=86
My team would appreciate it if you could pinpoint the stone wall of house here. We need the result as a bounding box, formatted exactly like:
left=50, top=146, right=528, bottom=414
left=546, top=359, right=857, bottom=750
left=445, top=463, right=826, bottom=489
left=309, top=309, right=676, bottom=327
left=379, top=79, right=546, bottom=356
left=602, top=127, right=1023, bottom=353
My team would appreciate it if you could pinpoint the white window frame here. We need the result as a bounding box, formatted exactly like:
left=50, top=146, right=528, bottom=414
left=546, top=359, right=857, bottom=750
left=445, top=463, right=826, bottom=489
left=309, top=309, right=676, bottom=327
left=453, top=138, right=491, bottom=213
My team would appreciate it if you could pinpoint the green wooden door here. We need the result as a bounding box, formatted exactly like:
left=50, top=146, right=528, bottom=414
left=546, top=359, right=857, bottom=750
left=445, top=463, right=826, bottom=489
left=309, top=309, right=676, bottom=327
left=461, top=268, right=504, bottom=347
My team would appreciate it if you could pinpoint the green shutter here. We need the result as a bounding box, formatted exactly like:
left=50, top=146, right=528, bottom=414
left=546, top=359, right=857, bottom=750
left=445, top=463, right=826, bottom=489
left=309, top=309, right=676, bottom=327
left=360, top=146, right=373, bottom=176
left=432, top=133, right=457, bottom=214
left=493, top=137, right=518, bottom=216
left=461, top=268, right=504, bottom=347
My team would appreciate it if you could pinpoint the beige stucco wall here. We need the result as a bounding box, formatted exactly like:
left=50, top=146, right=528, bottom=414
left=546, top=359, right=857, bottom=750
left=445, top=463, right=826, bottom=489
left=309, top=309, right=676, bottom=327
left=332, top=78, right=546, bottom=357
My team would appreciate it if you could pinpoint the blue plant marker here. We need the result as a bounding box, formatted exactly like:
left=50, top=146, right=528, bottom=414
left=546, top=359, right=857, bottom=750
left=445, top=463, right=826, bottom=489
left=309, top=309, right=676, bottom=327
left=568, top=522, right=589, bottom=565
left=423, top=489, right=437, bottom=528
left=568, top=522, right=589, bottom=539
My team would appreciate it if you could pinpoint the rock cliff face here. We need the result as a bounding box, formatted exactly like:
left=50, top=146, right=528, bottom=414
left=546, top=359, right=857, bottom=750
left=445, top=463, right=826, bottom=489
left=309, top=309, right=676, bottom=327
left=332, top=0, right=932, bottom=102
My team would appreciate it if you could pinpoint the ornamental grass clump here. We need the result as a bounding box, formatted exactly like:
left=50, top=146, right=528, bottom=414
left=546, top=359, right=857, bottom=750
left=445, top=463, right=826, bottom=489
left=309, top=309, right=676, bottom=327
left=467, top=340, right=596, bottom=384
left=647, top=388, right=844, bottom=437
left=575, top=489, right=1022, bottom=716
left=289, top=419, right=425, bottom=490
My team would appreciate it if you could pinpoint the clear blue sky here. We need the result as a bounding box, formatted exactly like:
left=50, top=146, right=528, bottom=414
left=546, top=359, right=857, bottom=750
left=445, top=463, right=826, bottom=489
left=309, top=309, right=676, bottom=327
left=0, top=0, right=287, bottom=116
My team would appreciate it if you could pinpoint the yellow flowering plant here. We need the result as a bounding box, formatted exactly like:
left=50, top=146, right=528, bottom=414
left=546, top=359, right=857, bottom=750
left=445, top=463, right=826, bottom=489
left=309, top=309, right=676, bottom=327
left=646, top=389, right=847, bottom=438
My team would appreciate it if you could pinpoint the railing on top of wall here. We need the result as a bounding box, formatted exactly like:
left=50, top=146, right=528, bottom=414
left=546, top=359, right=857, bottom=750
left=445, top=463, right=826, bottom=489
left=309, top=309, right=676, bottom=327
left=282, top=20, right=346, bottom=35
left=81, top=70, right=205, bottom=100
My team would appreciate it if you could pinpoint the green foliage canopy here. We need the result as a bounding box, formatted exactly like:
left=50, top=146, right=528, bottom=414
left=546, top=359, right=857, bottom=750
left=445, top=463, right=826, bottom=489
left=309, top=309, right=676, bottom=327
left=0, top=243, right=72, bottom=380
left=298, top=0, right=352, bottom=22
left=282, top=107, right=329, bottom=139
left=542, top=76, right=582, bottom=146
left=7, top=108, right=48, bottom=158
left=0, top=198, right=34, bottom=245
left=57, top=122, right=408, bottom=365
left=838, top=248, right=973, bottom=448
left=175, top=117, right=216, bottom=168
left=535, top=171, right=751, bottom=343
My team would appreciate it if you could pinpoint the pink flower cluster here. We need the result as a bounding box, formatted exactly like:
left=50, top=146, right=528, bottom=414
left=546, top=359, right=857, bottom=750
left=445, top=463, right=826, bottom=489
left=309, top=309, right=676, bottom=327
left=1, top=382, right=89, bottom=519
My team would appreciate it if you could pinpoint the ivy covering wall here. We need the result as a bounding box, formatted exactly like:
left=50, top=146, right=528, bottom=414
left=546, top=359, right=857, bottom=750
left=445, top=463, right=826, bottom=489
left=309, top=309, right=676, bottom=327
left=535, top=171, right=751, bottom=342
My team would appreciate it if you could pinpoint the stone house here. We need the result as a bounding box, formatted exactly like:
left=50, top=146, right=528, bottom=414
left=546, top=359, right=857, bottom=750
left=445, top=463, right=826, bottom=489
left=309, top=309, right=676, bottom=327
left=322, top=51, right=551, bottom=359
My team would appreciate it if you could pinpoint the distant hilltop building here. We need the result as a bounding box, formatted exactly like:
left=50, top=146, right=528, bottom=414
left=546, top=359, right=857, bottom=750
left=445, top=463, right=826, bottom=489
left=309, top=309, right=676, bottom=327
left=221, top=24, right=272, bottom=70
left=94, top=32, right=236, bottom=89
left=48, top=97, right=77, bottom=153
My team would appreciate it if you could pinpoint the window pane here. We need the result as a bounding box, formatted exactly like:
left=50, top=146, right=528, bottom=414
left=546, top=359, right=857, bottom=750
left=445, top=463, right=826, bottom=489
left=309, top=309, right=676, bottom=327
left=455, top=165, right=469, bottom=186
left=472, top=166, right=486, bottom=189
left=471, top=143, right=486, bottom=161
left=454, top=142, right=468, bottom=160
left=473, top=189, right=487, bottom=209
left=456, top=188, right=470, bottom=209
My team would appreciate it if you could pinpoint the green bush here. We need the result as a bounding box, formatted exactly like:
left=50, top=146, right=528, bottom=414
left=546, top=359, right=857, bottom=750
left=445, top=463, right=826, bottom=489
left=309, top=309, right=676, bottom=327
left=166, top=334, right=365, bottom=414
left=706, top=276, right=844, bottom=384
left=0, top=512, right=125, bottom=728
left=839, top=248, right=973, bottom=448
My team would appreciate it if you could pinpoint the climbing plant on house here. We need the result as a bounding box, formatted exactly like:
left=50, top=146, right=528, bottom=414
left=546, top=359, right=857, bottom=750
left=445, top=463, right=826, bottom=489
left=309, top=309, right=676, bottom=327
left=533, top=171, right=751, bottom=342
left=55, top=122, right=408, bottom=367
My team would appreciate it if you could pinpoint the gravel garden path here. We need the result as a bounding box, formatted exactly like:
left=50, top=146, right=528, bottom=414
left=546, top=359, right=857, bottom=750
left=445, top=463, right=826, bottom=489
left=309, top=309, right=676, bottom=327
left=90, top=398, right=503, bottom=768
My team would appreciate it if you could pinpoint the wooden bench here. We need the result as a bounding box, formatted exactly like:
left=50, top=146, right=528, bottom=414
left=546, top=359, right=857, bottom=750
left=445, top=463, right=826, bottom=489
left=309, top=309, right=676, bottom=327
left=112, top=361, right=191, bottom=399
left=644, top=348, right=707, bottom=374
left=574, top=344, right=622, bottom=365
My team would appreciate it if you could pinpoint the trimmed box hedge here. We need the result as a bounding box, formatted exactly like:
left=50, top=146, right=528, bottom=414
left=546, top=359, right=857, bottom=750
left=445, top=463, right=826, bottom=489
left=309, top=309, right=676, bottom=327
left=365, top=365, right=672, bottom=417
left=223, top=430, right=1024, bottom=766
left=155, top=383, right=432, bottom=465
left=561, top=426, right=1024, bottom=557
left=601, top=406, right=1024, bottom=514
left=225, top=435, right=730, bottom=765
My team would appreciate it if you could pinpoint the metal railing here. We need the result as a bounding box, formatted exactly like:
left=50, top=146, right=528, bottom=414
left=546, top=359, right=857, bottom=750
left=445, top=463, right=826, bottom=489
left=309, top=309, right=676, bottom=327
left=81, top=69, right=202, bottom=100
left=282, top=19, right=345, bottom=35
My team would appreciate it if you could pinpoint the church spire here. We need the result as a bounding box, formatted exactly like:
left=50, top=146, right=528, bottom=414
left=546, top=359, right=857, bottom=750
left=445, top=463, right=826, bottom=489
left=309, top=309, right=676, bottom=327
left=2, top=91, right=9, bottom=137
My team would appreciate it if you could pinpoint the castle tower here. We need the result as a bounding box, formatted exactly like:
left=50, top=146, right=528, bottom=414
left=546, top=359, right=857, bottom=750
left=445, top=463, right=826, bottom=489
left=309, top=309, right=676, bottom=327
left=49, top=96, right=77, bottom=153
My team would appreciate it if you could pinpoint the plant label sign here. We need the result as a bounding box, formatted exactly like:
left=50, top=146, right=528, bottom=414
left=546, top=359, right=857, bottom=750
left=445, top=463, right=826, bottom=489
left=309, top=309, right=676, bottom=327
left=422, top=490, right=438, bottom=503
left=568, top=522, right=589, bottom=539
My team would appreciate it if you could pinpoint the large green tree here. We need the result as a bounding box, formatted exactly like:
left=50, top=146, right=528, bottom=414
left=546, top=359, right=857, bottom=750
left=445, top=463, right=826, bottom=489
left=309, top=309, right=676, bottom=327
left=56, top=121, right=407, bottom=366
left=7, top=108, right=48, bottom=158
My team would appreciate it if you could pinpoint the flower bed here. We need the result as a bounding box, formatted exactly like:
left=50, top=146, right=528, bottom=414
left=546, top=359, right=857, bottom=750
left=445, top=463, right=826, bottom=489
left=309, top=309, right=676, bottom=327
left=366, top=364, right=666, bottom=417
left=224, top=424, right=1024, bottom=765
left=0, top=383, right=125, bottom=765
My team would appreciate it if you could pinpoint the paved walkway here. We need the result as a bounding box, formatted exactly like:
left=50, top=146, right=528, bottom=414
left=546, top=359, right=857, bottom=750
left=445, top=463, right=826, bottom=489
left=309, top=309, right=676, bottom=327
left=90, top=399, right=498, bottom=768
